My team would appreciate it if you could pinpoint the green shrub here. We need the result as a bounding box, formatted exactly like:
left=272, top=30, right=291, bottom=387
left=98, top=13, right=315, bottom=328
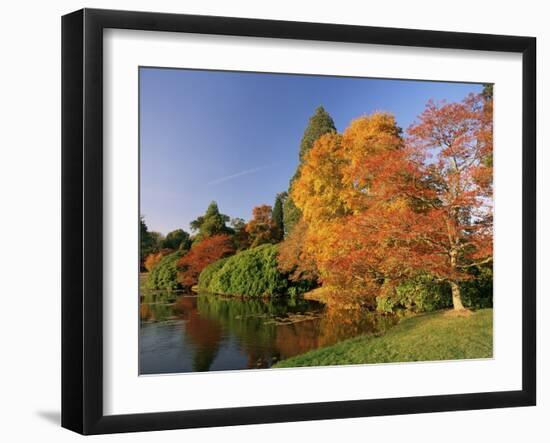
left=209, top=244, right=287, bottom=296
left=287, top=280, right=316, bottom=299
left=376, top=275, right=452, bottom=313
left=145, top=250, right=184, bottom=291
left=376, top=266, right=493, bottom=313
left=460, top=265, right=493, bottom=309
left=197, top=257, right=230, bottom=290
left=198, top=244, right=311, bottom=297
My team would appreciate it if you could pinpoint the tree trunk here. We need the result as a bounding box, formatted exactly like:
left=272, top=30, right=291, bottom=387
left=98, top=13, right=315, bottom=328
left=450, top=281, right=465, bottom=311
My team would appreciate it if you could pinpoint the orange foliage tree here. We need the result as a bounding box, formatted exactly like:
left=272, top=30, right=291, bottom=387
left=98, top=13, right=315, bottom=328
left=277, top=220, right=318, bottom=282
left=404, top=93, right=493, bottom=309
left=177, top=235, right=235, bottom=288
left=291, top=113, right=408, bottom=305
left=143, top=249, right=172, bottom=272
left=291, top=97, right=493, bottom=310
left=245, top=205, right=279, bottom=248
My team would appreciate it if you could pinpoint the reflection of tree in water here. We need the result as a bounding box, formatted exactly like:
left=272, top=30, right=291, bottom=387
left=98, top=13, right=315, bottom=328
left=194, top=294, right=397, bottom=367
left=196, top=295, right=279, bottom=368
left=275, top=308, right=397, bottom=360
left=173, top=297, right=223, bottom=372
left=274, top=320, right=322, bottom=360
left=140, top=290, right=180, bottom=322
left=142, top=293, right=398, bottom=371
left=317, top=308, right=398, bottom=347
left=140, top=304, right=152, bottom=321
left=140, top=301, right=175, bottom=322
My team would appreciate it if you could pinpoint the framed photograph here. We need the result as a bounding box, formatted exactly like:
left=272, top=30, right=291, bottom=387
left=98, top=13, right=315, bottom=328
left=61, top=8, right=536, bottom=435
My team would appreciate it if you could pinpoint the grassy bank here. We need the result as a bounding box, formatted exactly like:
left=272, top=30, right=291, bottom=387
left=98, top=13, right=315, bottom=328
left=274, top=309, right=493, bottom=368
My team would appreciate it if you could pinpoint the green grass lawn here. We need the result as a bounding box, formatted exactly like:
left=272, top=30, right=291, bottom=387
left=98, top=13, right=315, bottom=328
left=274, top=309, right=493, bottom=368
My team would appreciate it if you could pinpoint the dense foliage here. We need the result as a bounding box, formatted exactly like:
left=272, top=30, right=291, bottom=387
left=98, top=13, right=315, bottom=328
left=376, top=275, right=452, bottom=313
left=203, top=244, right=286, bottom=296
left=177, top=234, right=235, bottom=288
left=457, top=265, right=493, bottom=309
left=144, top=249, right=171, bottom=272
left=140, top=218, right=189, bottom=270
left=197, top=256, right=230, bottom=290
left=145, top=250, right=185, bottom=291
left=230, top=217, right=250, bottom=251
left=245, top=205, right=280, bottom=248
left=376, top=266, right=493, bottom=314
left=161, top=229, right=191, bottom=250
left=198, top=244, right=312, bottom=297
left=277, top=220, right=318, bottom=282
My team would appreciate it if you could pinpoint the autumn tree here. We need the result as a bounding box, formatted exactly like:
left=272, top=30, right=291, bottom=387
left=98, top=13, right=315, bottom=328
left=405, top=93, right=493, bottom=310
left=277, top=219, right=318, bottom=282
left=177, top=234, right=235, bottom=288
left=279, top=130, right=348, bottom=292
left=283, top=106, right=336, bottom=236
left=190, top=201, right=233, bottom=243
left=245, top=205, right=279, bottom=248
left=291, top=113, right=407, bottom=304
left=290, top=131, right=348, bottom=223
left=291, top=97, right=493, bottom=311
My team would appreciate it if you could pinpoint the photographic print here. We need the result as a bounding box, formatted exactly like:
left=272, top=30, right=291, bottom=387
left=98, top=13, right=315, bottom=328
left=138, top=68, right=494, bottom=375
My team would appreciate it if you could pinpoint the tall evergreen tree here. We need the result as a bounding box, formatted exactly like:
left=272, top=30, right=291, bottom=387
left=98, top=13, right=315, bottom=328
left=298, top=106, right=337, bottom=163
left=283, top=106, right=336, bottom=236
left=272, top=192, right=287, bottom=240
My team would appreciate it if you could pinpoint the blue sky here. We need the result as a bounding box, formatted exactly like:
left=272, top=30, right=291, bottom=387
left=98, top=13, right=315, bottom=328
left=140, top=68, right=482, bottom=235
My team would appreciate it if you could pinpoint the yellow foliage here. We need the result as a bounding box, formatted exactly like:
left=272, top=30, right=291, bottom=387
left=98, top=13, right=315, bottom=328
left=289, top=112, right=404, bottom=293
left=291, top=132, right=347, bottom=223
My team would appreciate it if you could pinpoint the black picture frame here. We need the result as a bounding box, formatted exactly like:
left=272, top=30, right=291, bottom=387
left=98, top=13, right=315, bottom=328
left=62, top=8, right=536, bottom=435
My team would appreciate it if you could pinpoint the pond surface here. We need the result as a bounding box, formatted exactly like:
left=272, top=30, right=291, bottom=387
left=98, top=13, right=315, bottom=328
left=139, top=291, right=396, bottom=374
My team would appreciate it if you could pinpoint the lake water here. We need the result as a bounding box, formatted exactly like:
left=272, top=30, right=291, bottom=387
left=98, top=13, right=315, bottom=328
left=139, top=292, right=396, bottom=374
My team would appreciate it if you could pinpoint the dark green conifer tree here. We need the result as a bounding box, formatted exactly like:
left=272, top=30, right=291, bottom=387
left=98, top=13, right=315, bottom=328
left=272, top=192, right=287, bottom=241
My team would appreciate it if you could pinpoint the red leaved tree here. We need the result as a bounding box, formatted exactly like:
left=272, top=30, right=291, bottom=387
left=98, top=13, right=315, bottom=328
left=404, top=93, right=493, bottom=309
left=177, top=235, right=235, bottom=288
left=245, top=205, right=279, bottom=248
left=291, top=96, right=492, bottom=310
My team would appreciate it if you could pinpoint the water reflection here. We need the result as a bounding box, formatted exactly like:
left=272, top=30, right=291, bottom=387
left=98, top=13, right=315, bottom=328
left=139, top=291, right=396, bottom=374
